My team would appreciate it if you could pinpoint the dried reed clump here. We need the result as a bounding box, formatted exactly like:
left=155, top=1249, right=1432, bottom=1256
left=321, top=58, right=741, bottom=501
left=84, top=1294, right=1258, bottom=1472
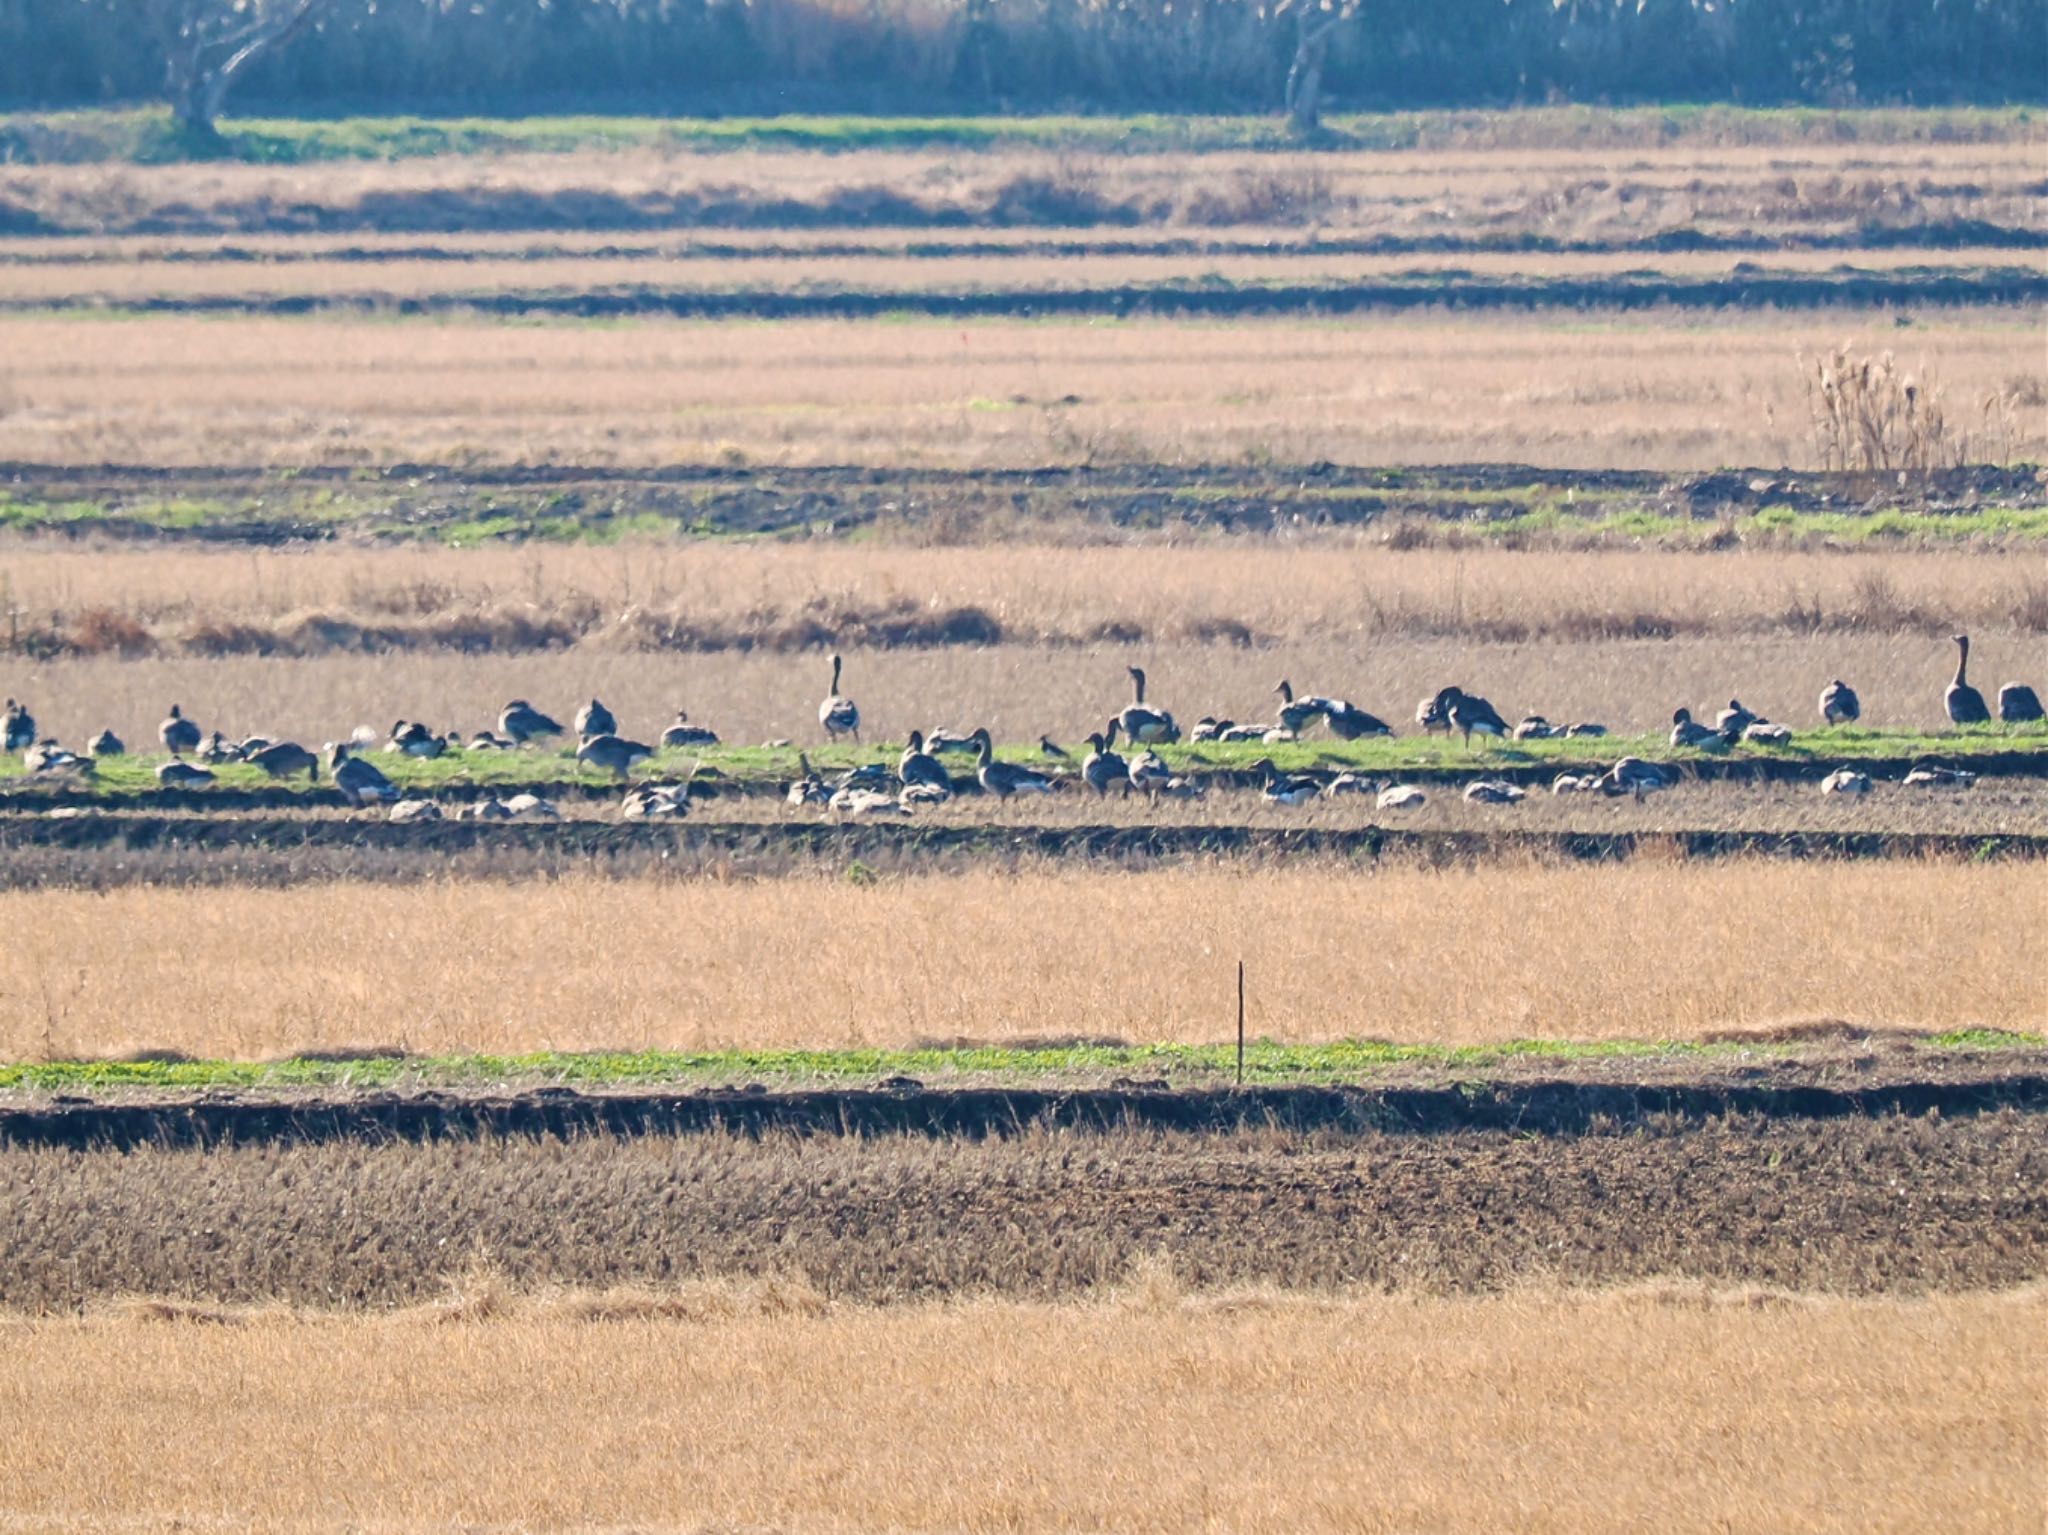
left=1803, top=345, right=1962, bottom=473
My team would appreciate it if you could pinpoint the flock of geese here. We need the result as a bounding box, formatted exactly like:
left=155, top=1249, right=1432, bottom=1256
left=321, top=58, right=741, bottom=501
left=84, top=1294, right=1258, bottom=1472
left=1, top=635, right=2040, bottom=821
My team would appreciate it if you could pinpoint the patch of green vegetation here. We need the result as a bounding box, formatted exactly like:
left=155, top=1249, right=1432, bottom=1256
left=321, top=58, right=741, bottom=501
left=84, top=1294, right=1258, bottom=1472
left=3, top=1028, right=2037, bottom=1096
left=0, top=105, right=2034, bottom=168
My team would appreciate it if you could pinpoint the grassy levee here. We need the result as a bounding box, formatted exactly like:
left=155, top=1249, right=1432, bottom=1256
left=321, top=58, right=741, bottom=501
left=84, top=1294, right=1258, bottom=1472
left=4, top=105, right=2038, bottom=166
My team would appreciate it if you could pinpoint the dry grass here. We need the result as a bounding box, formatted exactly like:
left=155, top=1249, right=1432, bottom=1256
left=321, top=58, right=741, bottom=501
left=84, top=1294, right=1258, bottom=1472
left=7, top=625, right=2042, bottom=747
left=5, top=138, right=2040, bottom=241
left=0, top=1283, right=2037, bottom=1533
left=2, top=309, right=2039, bottom=470
left=5, top=860, right=2041, bottom=1060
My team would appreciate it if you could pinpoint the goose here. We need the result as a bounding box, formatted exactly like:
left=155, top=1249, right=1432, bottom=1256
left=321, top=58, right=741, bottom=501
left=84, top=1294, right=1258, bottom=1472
left=829, top=786, right=908, bottom=818
left=1414, top=691, right=1454, bottom=734
left=819, top=653, right=861, bottom=743
left=1565, top=722, right=1609, bottom=738
left=24, top=739, right=91, bottom=776
left=660, top=711, right=721, bottom=749
left=389, top=799, right=443, bottom=824
left=1038, top=735, right=1073, bottom=763
left=198, top=731, right=238, bottom=765
left=2, top=699, right=35, bottom=752
left=1320, top=699, right=1392, bottom=740
left=1127, top=748, right=1173, bottom=797
left=469, top=731, right=512, bottom=751
left=576, top=733, right=654, bottom=779
left=1219, top=722, right=1274, bottom=742
left=87, top=728, right=123, bottom=758
left=499, top=699, right=564, bottom=746
left=1117, top=667, right=1179, bottom=745
left=1903, top=761, right=1977, bottom=788
left=575, top=698, right=616, bottom=740
left=1512, top=715, right=1556, bottom=740
left=898, top=731, right=952, bottom=798
left=925, top=728, right=977, bottom=755
left=1715, top=699, right=1760, bottom=737
left=1669, top=708, right=1727, bottom=750
left=1819, top=680, right=1861, bottom=726
left=1189, top=717, right=1229, bottom=743
left=973, top=728, right=1057, bottom=797
left=501, top=793, right=559, bottom=821
left=1323, top=771, right=1375, bottom=796
left=1945, top=635, right=1990, bottom=725
left=159, top=704, right=201, bottom=756
left=1820, top=767, right=1872, bottom=795
left=1251, top=759, right=1319, bottom=806
left=1601, top=758, right=1679, bottom=798
left=387, top=721, right=444, bottom=758
left=327, top=744, right=397, bottom=808
left=1551, top=773, right=1602, bottom=794
left=1463, top=780, right=1526, bottom=805
left=1999, top=682, right=2044, bottom=723
left=1376, top=783, right=1426, bottom=811
left=622, top=784, right=690, bottom=821
left=787, top=752, right=830, bottom=807
left=155, top=760, right=215, bottom=789
left=1742, top=721, right=1794, bottom=746
left=1082, top=728, right=1131, bottom=796
left=898, top=781, right=951, bottom=809
left=237, top=735, right=274, bottom=758
left=830, top=762, right=894, bottom=793
left=458, top=798, right=515, bottom=821
left=1444, top=688, right=1509, bottom=748
left=1273, top=680, right=1322, bottom=736
left=248, top=741, right=319, bottom=781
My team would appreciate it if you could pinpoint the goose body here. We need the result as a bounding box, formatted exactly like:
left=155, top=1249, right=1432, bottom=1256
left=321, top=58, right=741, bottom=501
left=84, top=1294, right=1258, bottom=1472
left=898, top=732, right=952, bottom=797
left=1415, top=692, right=1453, bottom=733
left=925, top=728, right=978, bottom=755
left=819, top=653, right=861, bottom=743
left=831, top=762, right=895, bottom=793
left=499, top=699, right=563, bottom=745
left=1082, top=729, right=1130, bottom=796
left=1998, top=682, right=2044, bottom=723
left=577, top=734, right=654, bottom=778
left=87, top=728, right=123, bottom=758
left=974, top=728, right=1057, bottom=797
left=1320, top=700, right=1392, bottom=740
left=25, top=739, right=91, bottom=776
left=1273, top=680, right=1321, bottom=736
left=1463, top=780, right=1526, bottom=805
left=469, top=731, right=512, bottom=751
left=1512, top=716, right=1556, bottom=740
left=159, top=704, right=201, bottom=756
left=898, top=781, right=951, bottom=809
left=1189, top=717, right=1229, bottom=743
left=198, top=731, right=238, bottom=765
left=1551, top=773, right=1601, bottom=794
left=1252, top=759, right=1319, bottom=806
left=460, top=799, right=515, bottom=821
left=787, top=753, right=830, bottom=806
left=387, top=720, right=444, bottom=758
left=1602, top=758, right=1679, bottom=798
left=2, top=700, right=34, bottom=752
left=1117, top=667, right=1179, bottom=746
left=661, top=711, right=721, bottom=749
left=1377, top=783, right=1426, bottom=811
left=1904, top=762, right=1977, bottom=788
left=574, top=698, right=616, bottom=740
left=1819, top=680, right=1861, bottom=726
left=1428, top=686, right=1507, bottom=746
left=389, top=799, right=443, bottom=824
left=1220, top=723, right=1274, bottom=743
left=1820, top=767, right=1872, bottom=795
left=155, top=760, right=215, bottom=789
left=1946, top=635, right=1990, bottom=725
left=1714, top=699, right=1759, bottom=737
left=327, top=745, right=397, bottom=807
left=1565, top=722, right=1609, bottom=738
left=1742, top=721, right=1794, bottom=746
left=501, top=793, right=559, bottom=820
left=1323, top=771, right=1374, bottom=796
left=1127, top=748, right=1173, bottom=796
left=249, top=741, right=319, bottom=781
left=830, top=786, right=908, bottom=818
left=622, top=784, right=690, bottom=821
left=1670, top=708, right=1727, bottom=750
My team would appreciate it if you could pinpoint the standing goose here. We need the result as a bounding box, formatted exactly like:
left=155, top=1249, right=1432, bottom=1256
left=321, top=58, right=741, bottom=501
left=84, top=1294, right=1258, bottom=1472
left=159, top=704, right=201, bottom=756
left=660, top=710, right=721, bottom=748
left=248, top=741, right=319, bottom=781
left=1082, top=727, right=1131, bottom=796
left=972, top=728, right=1056, bottom=797
left=1819, top=680, right=1861, bottom=726
left=87, top=728, right=124, bottom=758
left=1126, top=747, right=1173, bottom=797
left=898, top=731, right=952, bottom=798
left=1998, top=681, right=2044, bottom=723
left=2, top=699, right=34, bottom=753
left=577, top=733, right=654, bottom=779
left=1320, top=699, right=1392, bottom=740
left=1117, top=667, right=1179, bottom=746
left=327, top=743, right=398, bottom=808
left=499, top=699, right=564, bottom=746
left=575, top=698, right=617, bottom=740
left=1273, top=680, right=1322, bottom=736
left=1444, top=688, right=1509, bottom=748
left=1945, top=635, right=1990, bottom=725
left=819, top=653, right=861, bottom=743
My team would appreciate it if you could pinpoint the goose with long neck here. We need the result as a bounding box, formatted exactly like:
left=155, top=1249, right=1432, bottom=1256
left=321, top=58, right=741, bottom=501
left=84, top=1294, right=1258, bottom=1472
left=1082, top=723, right=1130, bottom=796
left=898, top=730, right=950, bottom=796
left=973, top=728, right=1056, bottom=797
left=1117, top=667, right=1178, bottom=745
left=819, top=653, right=861, bottom=742
left=1273, top=680, right=1321, bottom=736
left=1946, top=634, right=1989, bottom=725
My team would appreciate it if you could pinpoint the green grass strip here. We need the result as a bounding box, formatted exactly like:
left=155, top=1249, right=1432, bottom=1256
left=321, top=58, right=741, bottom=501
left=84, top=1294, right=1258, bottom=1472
left=2, top=1031, right=2038, bottom=1094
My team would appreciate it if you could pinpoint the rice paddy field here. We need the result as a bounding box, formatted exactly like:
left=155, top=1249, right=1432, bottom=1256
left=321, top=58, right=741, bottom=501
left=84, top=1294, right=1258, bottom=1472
left=0, top=105, right=2043, bottom=1534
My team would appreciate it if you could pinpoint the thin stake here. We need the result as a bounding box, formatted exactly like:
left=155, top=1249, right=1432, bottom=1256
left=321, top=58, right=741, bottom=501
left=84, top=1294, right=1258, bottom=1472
left=1236, top=959, right=1246, bottom=1086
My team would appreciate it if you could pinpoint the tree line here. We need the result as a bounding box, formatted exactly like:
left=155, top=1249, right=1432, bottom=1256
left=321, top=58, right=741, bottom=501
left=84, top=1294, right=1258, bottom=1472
left=4, top=0, right=2042, bottom=134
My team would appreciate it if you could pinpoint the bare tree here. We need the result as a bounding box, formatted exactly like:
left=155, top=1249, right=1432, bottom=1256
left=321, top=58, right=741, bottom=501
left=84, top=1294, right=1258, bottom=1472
left=1277, top=0, right=1361, bottom=135
left=146, top=0, right=327, bottom=137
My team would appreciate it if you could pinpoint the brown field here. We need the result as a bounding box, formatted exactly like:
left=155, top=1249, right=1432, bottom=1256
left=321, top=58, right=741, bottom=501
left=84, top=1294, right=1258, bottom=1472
left=6, top=138, right=2041, bottom=241
left=3, top=308, right=2040, bottom=470
left=8, top=626, right=2042, bottom=749
left=6, top=860, right=2041, bottom=1060
left=4, top=242, right=2034, bottom=304
left=1, top=1283, right=2038, bottom=1534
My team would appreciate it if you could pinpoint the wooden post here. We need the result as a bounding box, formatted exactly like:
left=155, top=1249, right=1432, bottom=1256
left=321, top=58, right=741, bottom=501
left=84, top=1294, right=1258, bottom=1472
left=1236, top=959, right=1246, bottom=1086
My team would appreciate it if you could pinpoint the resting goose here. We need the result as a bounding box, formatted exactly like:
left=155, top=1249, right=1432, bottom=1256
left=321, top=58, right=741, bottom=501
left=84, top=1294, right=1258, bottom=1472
left=1082, top=728, right=1131, bottom=796
left=1512, top=716, right=1557, bottom=740
left=1946, top=635, right=1990, bottom=725
left=1670, top=708, right=1726, bottom=750
left=501, top=793, right=559, bottom=821
left=1742, top=721, right=1794, bottom=746
left=389, top=799, right=443, bottom=824
left=1377, top=783, right=1426, bottom=811
left=660, top=711, right=721, bottom=748
left=155, top=759, right=215, bottom=789
left=1903, top=761, right=1977, bottom=788
left=1463, top=780, right=1527, bottom=805
left=1601, top=758, right=1680, bottom=798
left=973, top=728, right=1057, bottom=797
left=1117, top=667, right=1179, bottom=746
left=87, top=728, right=123, bottom=758
left=829, top=786, right=908, bottom=818
left=1819, top=680, right=1861, bottom=726
left=1714, top=699, right=1759, bottom=737
left=24, top=739, right=91, bottom=776
left=574, top=698, right=617, bottom=740
left=1820, top=767, right=1872, bottom=795
left=327, top=744, right=397, bottom=808
left=622, top=784, right=691, bottom=821
left=249, top=741, right=319, bottom=781
left=1251, top=759, right=1319, bottom=806
left=576, top=733, right=654, bottom=779
left=898, top=732, right=952, bottom=798
left=819, top=653, right=861, bottom=743
left=1999, top=682, right=2043, bottom=723
left=1189, top=717, right=1229, bottom=743
left=787, top=753, right=830, bottom=807
left=499, top=699, right=564, bottom=746
left=387, top=720, right=444, bottom=758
